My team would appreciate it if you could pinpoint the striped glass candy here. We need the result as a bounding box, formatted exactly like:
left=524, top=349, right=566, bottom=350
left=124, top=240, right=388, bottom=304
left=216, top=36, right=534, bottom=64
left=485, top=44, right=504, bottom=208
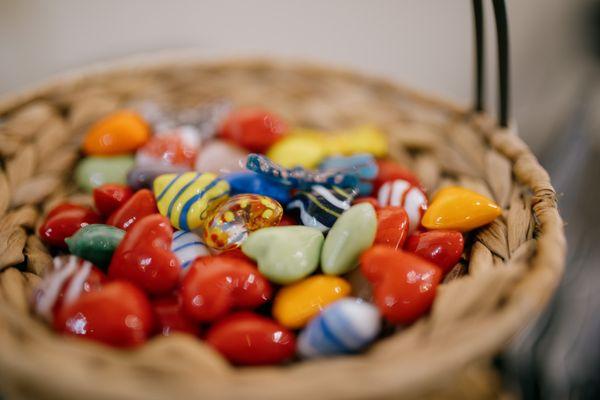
left=171, top=230, right=210, bottom=272
left=153, top=172, right=230, bottom=230
left=287, top=185, right=355, bottom=232
left=297, top=298, right=381, bottom=358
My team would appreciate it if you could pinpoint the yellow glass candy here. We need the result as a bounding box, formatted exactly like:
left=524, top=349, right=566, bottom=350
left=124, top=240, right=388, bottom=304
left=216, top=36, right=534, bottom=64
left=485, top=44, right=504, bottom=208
left=153, top=172, right=229, bottom=230
left=203, top=194, right=283, bottom=250
left=272, top=275, right=351, bottom=329
left=266, top=126, right=388, bottom=168
left=327, top=125, right=388, bottom=157
left=266, top=129, right=328, bottom=168
left=421, top=186, right=502, bottom=232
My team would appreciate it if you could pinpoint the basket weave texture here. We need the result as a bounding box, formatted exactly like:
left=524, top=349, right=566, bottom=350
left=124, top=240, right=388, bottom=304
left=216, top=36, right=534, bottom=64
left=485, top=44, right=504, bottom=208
left=0, top=58, right=565, bottom=400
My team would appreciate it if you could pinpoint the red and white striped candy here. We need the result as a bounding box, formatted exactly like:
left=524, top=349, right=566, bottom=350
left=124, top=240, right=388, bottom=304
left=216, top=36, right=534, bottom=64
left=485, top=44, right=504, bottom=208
left=377, top=179, right=428, bottom=233
left=33, top=255, right=106, bottom=321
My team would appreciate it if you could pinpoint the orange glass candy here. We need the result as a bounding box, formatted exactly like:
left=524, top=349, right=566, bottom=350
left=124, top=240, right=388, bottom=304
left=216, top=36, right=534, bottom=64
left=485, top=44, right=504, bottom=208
left=83, top=110, right=150, bottom=155
left=203, top=194, right=283, bottom=250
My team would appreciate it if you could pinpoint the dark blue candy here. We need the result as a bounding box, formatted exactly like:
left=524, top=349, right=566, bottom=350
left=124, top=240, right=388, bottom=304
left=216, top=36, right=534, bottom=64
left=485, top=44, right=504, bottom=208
left=246, top=153, right=359, bottom=191
left=223, top=171, right=292, bottom=205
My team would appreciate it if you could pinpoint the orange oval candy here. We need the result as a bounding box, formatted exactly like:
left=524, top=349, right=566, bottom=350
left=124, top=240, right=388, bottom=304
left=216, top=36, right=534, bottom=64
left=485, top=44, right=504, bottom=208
left=83, top=110, right=150, bottom=155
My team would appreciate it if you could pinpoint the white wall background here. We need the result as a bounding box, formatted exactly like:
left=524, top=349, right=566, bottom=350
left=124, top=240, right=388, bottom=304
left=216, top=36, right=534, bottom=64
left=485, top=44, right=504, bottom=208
left=0, top=0, right=592, bottom=149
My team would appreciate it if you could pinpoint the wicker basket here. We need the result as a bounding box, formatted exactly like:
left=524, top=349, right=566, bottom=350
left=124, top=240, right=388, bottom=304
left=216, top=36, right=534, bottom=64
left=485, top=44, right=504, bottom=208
left=0, top=6, right=565, bottom=400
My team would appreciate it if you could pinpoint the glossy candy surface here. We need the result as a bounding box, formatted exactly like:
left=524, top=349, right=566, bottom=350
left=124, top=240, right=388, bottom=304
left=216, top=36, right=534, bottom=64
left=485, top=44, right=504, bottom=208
left=106, top=189, right=158, bottom=231
left=152, top=293, right=200, bottom=336
left=377, top=179, right=428, bottom=233
left=195, top=140, right=248, bottom=174
left=153, top=172, right=230, bottom=230
left=218, top=108, right=287, bottom=152
left=171, top=230, right=210, bottom=271
left=180, top=256, right=272, bottom=322
left=83, top=110, right=150, bottom=155
left=75, top=155, right=135, bottom=192
left=65, top=224, right=125, bottom=268
left=223, top=171, right=291, bottom=205
left=39, top=203, right=102, bottom=249
left=241, top=226, right=324, bottom=284
left=327, top=125, right=388, bottom=158
left=287, top=185, right=354, bottom=232
left=206, top=312, right=296, bottom=365
left=246, top=153, right=359, bottom=191
left=421, top=186, right=502, bottom=232
left=54, top=280, right=154, bottom=347
left=374, top=207, right=409, bottom=249
left=203, top=194, right=283, bottom=250
left=405, top=230, right=464, bottom=274
left=297, top=298, right=381, bottom=358
left=266, top=130, right=327, bottom=168
left=321, top=203, right=377, bottom=275
left=136, top=131, right=198, bottom=168
left=319, top=154, right=378, bottom=196
left=360, top=246, right=442, bottom=324
left=108, top=214, right=180, bottom=295
left=272, top=275, right=351, bottom=329
left=93, top=184, right=133, bottom=216
left=33, top=255, right=106, bottom=321
left=373, top=159, right=421, bottom=191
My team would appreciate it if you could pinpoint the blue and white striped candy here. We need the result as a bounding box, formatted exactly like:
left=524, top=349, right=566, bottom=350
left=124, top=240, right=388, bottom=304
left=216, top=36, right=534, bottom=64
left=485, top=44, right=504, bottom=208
left=319, top=154, right=378, bottom=196
left=297, top=298, right=381, bottom=358
left=171, top=230, right=210, bottom=272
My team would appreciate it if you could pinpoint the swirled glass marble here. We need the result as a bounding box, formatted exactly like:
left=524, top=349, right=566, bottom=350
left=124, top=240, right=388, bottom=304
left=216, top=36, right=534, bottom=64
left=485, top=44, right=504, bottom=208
left=203, top=194, right=283, bottom=250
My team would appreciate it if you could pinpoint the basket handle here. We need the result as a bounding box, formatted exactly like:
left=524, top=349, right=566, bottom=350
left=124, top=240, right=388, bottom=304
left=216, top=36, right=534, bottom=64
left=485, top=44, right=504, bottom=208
left=472, top=0, right=510, bottom=127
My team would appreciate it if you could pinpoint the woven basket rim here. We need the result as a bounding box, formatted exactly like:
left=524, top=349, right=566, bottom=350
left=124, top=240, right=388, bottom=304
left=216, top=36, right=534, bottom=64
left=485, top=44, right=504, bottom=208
left=0, top=55, right=566, bottom=400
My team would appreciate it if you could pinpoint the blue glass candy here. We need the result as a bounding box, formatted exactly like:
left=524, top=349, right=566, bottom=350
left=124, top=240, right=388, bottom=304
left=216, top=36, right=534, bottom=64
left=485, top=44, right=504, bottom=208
left=287, top=185, right=355, bottom=232
left=223, top=172, right=292, bottom=205
left=246, top=154, right=359, bottom=191
left=319, top=154, right=378, bottom=196
left=297, top=298, right=381, bottom=358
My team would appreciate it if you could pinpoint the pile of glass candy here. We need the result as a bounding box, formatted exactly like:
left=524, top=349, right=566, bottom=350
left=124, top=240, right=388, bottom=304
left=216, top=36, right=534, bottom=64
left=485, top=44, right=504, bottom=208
left=33, top=105, right=502, bottom=365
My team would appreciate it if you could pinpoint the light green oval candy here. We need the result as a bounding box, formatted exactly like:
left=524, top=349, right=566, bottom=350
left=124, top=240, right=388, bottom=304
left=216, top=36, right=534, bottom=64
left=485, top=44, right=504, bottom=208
left=65, top=224, right=125, bottom=268
left=321, top=203, right=376, bottom=275
left=242, top=226, right=324, bottom=285
left=75, top=155, right=134, bottom=192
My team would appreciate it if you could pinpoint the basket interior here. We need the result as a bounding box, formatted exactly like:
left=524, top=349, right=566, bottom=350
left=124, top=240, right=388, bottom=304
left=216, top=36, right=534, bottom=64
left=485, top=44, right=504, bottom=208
left=0, top=59, right=565, bottom=400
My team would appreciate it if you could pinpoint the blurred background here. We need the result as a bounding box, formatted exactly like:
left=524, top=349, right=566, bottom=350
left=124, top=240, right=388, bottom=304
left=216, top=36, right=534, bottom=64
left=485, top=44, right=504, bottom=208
left=0, top=0, right=598, bottom=399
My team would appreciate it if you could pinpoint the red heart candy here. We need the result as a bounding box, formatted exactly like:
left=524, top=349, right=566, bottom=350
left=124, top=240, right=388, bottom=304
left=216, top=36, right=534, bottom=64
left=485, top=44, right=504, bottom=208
left=360, top=245, right=442, bottom=324
left=375, top=206, right=409, bottom=249
left=54, top=280, right=154, bottom=347
left=33, top=255, right=106, bottom=322
left=93, top=184, right=133, bottom=216
left=206, top=312, right=296, bottom=365
left=180, top=256, right=272, bottom=323
left=373, top=159, right=421, bottom=192
left=109, top=214, right=180, bottom=295
left=106, top=189, right=158, bottom=230
left=152, top=293, right=200, bottom=337
left=405, top=230, right=464, bottom=274
left=38, top=203, right=102, bottom=248
left=219, top=108, right=288, bottom=152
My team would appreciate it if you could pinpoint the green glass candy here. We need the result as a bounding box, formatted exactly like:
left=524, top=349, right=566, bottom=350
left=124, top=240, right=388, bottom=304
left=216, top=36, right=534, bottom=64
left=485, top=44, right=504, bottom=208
left=242, top=226, right=324, bottom=285
left=321, top=203, right=377, bottom=275
left=74, top=155, right=134, bottom=192
left=65, top=224, right=125, bottom=268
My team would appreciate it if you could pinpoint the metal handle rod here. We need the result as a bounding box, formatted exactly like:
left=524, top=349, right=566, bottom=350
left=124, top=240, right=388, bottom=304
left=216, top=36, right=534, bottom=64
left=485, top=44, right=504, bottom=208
left=472, top=0, right=510, bottom=127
